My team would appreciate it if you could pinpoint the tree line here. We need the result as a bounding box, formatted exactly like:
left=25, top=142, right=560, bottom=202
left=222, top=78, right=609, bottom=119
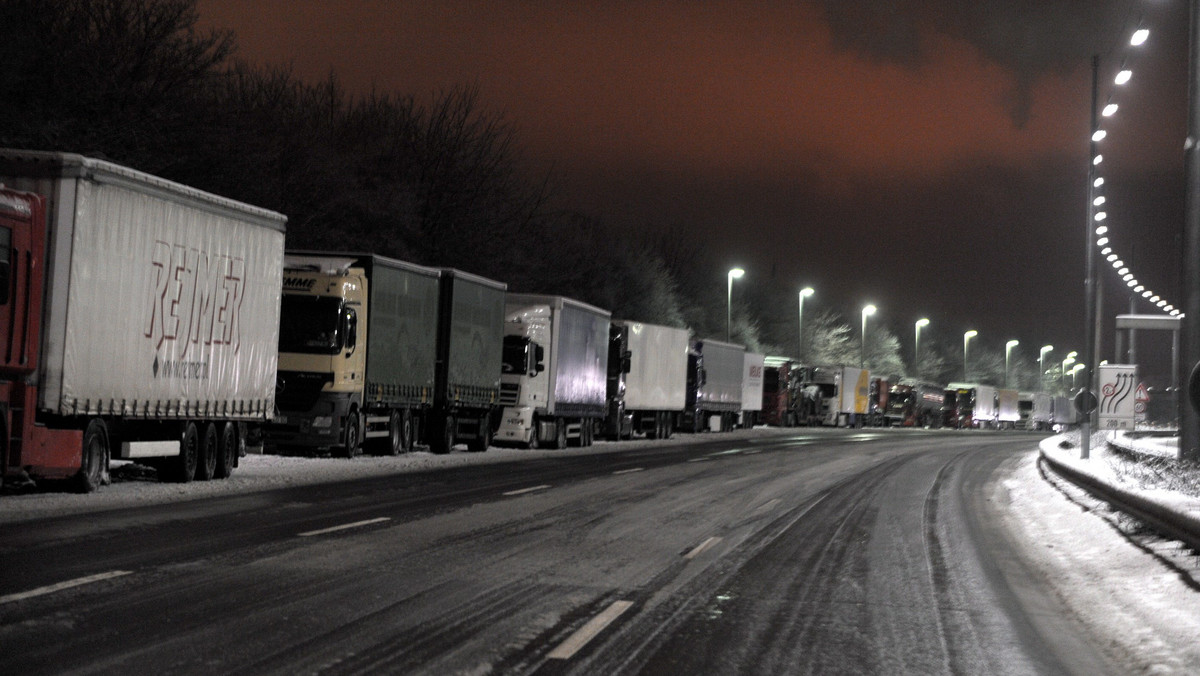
left=0, top=0, right=1052, bottom=390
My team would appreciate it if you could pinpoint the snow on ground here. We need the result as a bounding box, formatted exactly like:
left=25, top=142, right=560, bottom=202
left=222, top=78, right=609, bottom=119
left=3, top=426, right=1199, bottom=671
left=0, top=427, right=784, bottom=524
left=1007, top=435, right=1200, bottom=674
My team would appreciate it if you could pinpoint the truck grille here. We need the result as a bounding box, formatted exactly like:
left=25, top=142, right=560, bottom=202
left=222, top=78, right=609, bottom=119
left=276, top=371, right=333, bottom=412
left=500, top=383, right=519, bottom=407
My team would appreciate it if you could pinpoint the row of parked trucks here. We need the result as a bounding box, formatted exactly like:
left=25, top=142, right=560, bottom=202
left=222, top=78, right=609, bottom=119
left=0, top=150, right=782, bottom=491
left=0, top=149, right=1080, bottom=492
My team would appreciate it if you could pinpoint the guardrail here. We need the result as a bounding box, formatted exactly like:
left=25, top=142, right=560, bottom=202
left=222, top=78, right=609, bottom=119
left=1039, top=440, right=1200, bottom=554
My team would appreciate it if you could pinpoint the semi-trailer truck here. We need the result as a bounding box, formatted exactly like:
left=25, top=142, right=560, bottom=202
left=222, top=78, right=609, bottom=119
left=604, top=320, right=689, bottom=440
left=497, top=294, right=610, bottom=448
left=681, top=339, right=744, bottom=433
left=268, top=253, right=440, bottom=456
left=0, top=150, right=286, bottom=490
left=740, top=352, right=765, bottom=428
left=884, top=380, right=945, bottom=427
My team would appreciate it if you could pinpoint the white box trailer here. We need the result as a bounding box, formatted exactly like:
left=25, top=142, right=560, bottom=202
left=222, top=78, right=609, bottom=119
left=947, top=382, right=998, bottom=428
left=828, top=366, right=871, bottom=427
left=497, top=294, right=610, bottom=448
left=997, top=388, right=1020, bottom=428
left=1029, top=392, right=1054, bottom=430
left=740, top=352, right=765, bottom=427
left=605, top=320, right=689, bottom=439
left=0, top=149, right=285, bottom=488
left=683, top=338, right=744, bottom=433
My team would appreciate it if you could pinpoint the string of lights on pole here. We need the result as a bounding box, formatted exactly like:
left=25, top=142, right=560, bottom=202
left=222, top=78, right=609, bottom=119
left=1091, top=21, right=1182, bottom=319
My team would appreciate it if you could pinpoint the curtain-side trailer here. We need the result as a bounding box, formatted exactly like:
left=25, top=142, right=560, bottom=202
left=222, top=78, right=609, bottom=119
left=682, top=339, right=744, bottom=433
left=0, top=150, right=285, bottom=490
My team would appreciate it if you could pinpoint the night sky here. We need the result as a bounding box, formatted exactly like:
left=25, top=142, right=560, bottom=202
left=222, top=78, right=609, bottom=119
left=196, top=0, right=1190, bottom=383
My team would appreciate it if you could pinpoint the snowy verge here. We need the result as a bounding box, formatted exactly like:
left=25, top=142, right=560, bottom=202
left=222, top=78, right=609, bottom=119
left=1039, top=433, right=1200, bottom=547
left=0, top=426, right=788, bottom=524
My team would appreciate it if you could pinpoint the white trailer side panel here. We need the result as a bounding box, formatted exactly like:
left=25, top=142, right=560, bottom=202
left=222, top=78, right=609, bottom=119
left=997, top=388, right=1020, bottom=424
left=622, top=321, right=688, bottom=412
left=15, top=155, right=286, bottom=419
left=742, top=352, right=765, bottom=413
left=838, top=367, right=870, bottom=415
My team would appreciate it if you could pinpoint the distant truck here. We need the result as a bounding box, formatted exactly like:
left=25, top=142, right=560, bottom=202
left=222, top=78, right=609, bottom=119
left=997, top=388, right=1020, bottom=429
left=1029, top=392, right=1054, bottom=430
left=867, top=376, right=890, bottom=427
left=740, top=352, right=765, bottom=427
left=0, top=150, right=286, bottom=490
left=268, top=253, right=443, bottom=456
left=682, top=339, right=744, bottom=432
left=945, top=383, right=998, bottom=428
left=812, top=366, right=870, bottom=427
left=604, top=320, right=689, bottom=440
left=761, top=357, right=805, bottom=426
left=884, top=380, right=945, bottom=427
left=497, top=294, right=610, bottom=448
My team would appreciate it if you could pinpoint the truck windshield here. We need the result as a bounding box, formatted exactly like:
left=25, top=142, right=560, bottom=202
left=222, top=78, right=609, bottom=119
left=278, top=295, right=344, bottom=354
left=502, top=335, right=529, bottom=374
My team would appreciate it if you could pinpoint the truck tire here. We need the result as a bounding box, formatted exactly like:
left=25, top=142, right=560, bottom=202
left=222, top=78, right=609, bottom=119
left=166, top=422, right=200, bottom=483
left=196, top=422, right=219, bottom=481
left=341, top=412, right=362, bottom=458
left=466, top=415, right=491, bottom=453
left=431, top=414, right=454, bottom=454
left=374, top=410, right=406, bottom=455
left=74, top=418, right=110, bottom=493
left=215, top=422, right=239, bottom=479
left=552, top=419, right=567, bottom=449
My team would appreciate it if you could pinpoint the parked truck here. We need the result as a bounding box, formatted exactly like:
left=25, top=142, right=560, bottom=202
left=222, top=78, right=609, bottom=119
left=496, top=294, right=610, bottom=448
left=604, top=320, right=689, bottom=440
left=0, top=150, right=286, bottom=490
left=945, top=383, right=998, bottom=428
left=740, top=352, right=765, bottom=428
left=809, top=366, right=870, bottom=427
left=1029, top=392, right=1054, bottom=430
left=429, top=268, right=508, bottom=453
left=884, top=380, right=945, bottom=427
left=761, top=356, right=806, bottom=426
left=682, top=338, right=744, bottom=433
left=997, top=388, right=1020, bottom=429
left=268, top=253, right=440, bottom=456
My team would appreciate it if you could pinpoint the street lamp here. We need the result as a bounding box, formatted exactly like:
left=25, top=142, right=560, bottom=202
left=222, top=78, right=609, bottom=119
left=915, top=318, right=930, bottom=375
left=963, top=330, right=977, bottom=381
left=727, top=268, right=744, bottom=342
left=1071, top=363, right=1086, bottom=390
left=861, top=305, right=876, bottom=369
left=1039, top=345, right=1053, bottom=391
left=1062, top=352, right=1077, bottom=392
left=798, top=287, right=814, bottom=361
left=1005, top=340, right=1019, bottom=388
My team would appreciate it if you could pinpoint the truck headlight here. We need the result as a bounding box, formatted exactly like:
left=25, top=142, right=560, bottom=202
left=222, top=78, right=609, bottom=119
left=312, top=416, right=333, bottom=428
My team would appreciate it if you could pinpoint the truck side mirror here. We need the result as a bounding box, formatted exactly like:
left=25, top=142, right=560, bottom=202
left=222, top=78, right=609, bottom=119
left=621, top=350, right=632, bottom=374
left=532, top=343, right=546, bottom=376
left=343, top=307, right=358, bottom=355
left=0, top=258, right=9, bottom=306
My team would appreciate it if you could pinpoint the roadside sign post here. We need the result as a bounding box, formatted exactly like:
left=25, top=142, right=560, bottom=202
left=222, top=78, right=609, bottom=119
left=1098, top=364, right=1138, bottom=431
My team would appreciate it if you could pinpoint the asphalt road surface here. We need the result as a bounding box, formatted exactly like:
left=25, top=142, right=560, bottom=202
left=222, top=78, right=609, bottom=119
left=0, top=430, right=1116, bottom=675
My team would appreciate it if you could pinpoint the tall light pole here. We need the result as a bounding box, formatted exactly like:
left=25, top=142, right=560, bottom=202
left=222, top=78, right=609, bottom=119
left=798, top=287, right=814, bottom=361
left=727, top=267, right=744, bottom=342
left=1005, top=340, right=1019, bottom=388
left=1039, top=345, right=1053, bottom=391
left=963, top=330, right=977, bottom=381
left=1062, top=352, right=1077, bottom=393
left=915, top=318, right=929, bottom=375
left=1072, top=363, right=1086, bottom=390
left=861, top=305, right=876, bottom=369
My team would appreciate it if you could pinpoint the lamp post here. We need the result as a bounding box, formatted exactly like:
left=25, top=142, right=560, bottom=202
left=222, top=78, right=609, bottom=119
left=1005, top=340, right=1019, bottom=388
left=798, top=287, right=814, bottom=361
left=915, top=318, right=929, bottom=376
left=1039, top=345, right=1053, bottom=390
left=861, top=305, right=876, bottom=369
left=727, top=268, right=744, bottom=342
left=1072, top=363, right=1086, bottom=390
left=1062, top=352, right=1077, bottom=393
left=963, top=330, right=977, bottom=381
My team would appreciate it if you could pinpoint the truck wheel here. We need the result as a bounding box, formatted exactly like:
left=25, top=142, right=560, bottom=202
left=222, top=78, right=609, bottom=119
left=215, top=422, right=239, bottom=479
left=581, top=420, right=593, bottom=447
left=167, top=422, right=200, bottom=482
left=552, top=419, right=567, bottom=449
left=379, top=410, right=406, bottom=455
left=467, top=416, right=491, bottom=453
left=341, top=412, right=362, bottom=458
left=195, top=422, right=218, bottom=481
left=74, top=418, right=110, bottom=493
left=432, top=415, right=455, bottom=454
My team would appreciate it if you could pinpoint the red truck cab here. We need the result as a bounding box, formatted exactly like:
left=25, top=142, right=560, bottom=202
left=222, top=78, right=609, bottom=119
left=0, top=187, right=87, bottom=487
